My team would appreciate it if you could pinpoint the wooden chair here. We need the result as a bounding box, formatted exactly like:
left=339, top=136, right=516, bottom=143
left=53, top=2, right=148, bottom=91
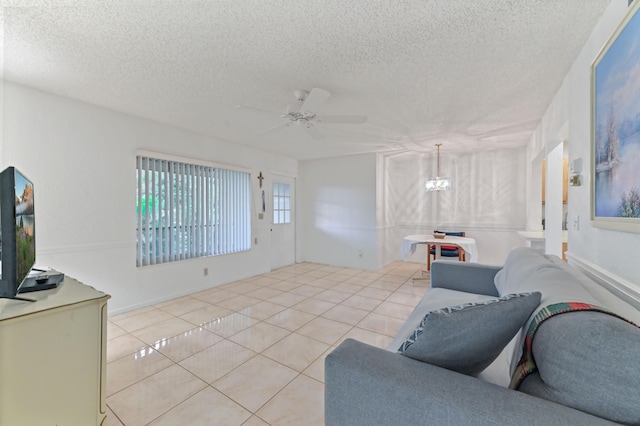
left=427, top=231, right=466, bottom=271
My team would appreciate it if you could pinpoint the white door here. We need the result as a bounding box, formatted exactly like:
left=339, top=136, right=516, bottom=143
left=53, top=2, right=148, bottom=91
left=270, top=175, right=296, bottom=270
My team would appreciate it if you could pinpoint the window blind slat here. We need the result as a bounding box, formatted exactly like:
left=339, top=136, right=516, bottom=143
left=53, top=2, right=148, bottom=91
left=187, top=164, right=192, bottom=258
left=176, top=162, right=181, bottom=261
left=220, top=170, right=229, bottom=254
left=152, top=159, right=159, bottom=264
left=162, top=160, right=169, bottom=263
left=180, top=163, right=184, bottom=259
left=136, top=156, right=143, bottom=266
left=144, top=158, right=151, bottom=266
left=168, top=162, right=174, bottom=262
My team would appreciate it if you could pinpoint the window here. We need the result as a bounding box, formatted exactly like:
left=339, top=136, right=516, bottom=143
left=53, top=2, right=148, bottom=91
left=273, top=182, right=291, bottom=224
left=136, top=155, right=251, bottom=267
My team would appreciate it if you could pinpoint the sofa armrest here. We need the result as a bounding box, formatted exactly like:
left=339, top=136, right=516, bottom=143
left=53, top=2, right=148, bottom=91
left=325, top=339, right=615, bottom=426
left=430, top=260, right=501, bottom=296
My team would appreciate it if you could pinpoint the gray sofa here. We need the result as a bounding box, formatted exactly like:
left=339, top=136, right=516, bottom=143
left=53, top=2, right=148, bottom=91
left=325, top=247, right=640, bottom=425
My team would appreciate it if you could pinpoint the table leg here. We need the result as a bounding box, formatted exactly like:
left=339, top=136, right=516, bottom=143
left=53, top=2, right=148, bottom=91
left=412, top=242, right=431, bottom=283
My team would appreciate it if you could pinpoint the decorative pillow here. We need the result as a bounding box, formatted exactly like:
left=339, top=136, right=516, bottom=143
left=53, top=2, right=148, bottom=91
left=397, top=292, right=541, bottom=376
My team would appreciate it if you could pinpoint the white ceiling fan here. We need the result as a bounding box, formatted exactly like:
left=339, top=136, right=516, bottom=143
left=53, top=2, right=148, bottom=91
left=235, top=88, right=368, bottom=140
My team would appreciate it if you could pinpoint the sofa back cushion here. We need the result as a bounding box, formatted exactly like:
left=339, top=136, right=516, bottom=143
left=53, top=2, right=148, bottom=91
left=494, top=247, right=544, bottom=295
left=494, top=248, right=602, bottom=372
left=494, top=248, right=599, bottom=306
left=518, top=311, right=640, bottom=425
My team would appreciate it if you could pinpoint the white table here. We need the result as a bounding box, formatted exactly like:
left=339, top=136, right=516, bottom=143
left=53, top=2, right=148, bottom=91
left=401, top=234, right=478, bottom=263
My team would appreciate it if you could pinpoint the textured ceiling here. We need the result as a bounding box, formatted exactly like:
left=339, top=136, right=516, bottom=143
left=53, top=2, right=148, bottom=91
left=1, top=0, right=613, bottom=160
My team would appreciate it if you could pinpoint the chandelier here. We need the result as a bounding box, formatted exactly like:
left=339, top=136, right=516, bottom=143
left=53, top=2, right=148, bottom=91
left=425, top=143, right=452, bottom=191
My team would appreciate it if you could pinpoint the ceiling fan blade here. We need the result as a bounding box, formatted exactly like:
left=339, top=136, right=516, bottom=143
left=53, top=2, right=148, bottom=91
left=318, top=115, right=368, bottom=124
left=257, top=121, right=291, bottom=135
left=235, top=105, right=284, bottom=117
left=299, top=88, right=330, bottom=113
left=304, top=124, right=325, bottom=140
left=286, top=103, right=300, bottom=114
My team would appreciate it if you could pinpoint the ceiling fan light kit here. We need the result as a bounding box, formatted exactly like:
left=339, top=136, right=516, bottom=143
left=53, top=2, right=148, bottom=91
left=284, top=111, right=316, bottom=127
left=293, top=89, right=308, bottom=102
left=425, top=143, right=452, bottom=192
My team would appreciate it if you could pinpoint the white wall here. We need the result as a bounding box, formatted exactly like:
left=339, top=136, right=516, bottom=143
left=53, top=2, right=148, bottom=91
left=545, top=141, right=565, bottom=257
left=299, top=154, right=379, bottom=270
left=5, top=0, right=638, bottom=313
left=301, top=147, right=529, bottom=270
left=381, top=148, right=527, bottom=266
left=528, top=0, right=640, bottom=292
left=2, top=83, right=297, bottom=314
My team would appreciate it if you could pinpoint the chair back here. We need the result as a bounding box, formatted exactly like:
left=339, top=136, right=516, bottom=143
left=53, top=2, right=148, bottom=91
left=434, top=230, right=465, bottom=237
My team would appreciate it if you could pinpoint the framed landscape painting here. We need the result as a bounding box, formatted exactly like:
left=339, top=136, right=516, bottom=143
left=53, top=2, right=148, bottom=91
left=591, top=0, right=640, bottom=233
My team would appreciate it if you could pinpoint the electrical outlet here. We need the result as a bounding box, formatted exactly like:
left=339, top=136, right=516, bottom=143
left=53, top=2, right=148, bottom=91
left=203, top=268, right=208, bottom=276
left=573, top=215, right=579, bottom=230
left=254, top=237, right=258, bottom=245
left=357, top=250, right=363, bottom=258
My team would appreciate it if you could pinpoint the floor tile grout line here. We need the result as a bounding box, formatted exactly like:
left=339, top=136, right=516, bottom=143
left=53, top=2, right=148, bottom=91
left=106, top=261, right=426, bottom=425
left=138, top=369, right=211, bottom=426
left=106, top=345, right=174, bottom=400
left=106, top=277, right=425, bottom=364
left=109, top=310, right=336, bottom=406
left=247, top=370, right=325, bottom=423
left=208, top=356, right=307, bottom=417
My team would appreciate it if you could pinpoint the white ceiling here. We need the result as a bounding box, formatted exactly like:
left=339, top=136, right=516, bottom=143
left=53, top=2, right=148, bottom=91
left=1, top=0, right=613, bottom=160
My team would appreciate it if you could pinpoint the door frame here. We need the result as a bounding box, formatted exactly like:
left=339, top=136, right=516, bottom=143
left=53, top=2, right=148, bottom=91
left=270, top=173, right=297, bottom=270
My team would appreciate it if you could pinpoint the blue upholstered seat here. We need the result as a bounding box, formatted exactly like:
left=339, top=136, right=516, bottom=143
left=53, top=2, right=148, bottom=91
left=429, top=230, right=463, bottom=256
left=429, top=247, right=460, bottom=257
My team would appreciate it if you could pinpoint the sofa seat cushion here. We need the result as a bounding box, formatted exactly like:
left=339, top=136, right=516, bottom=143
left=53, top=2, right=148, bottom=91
left=517, top=311, right=640, bottom=425
left=397, top=292, right=541, bottom=376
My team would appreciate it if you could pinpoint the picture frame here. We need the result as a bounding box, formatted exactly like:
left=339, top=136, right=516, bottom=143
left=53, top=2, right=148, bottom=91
left=591, top=0, right=640, bottom=233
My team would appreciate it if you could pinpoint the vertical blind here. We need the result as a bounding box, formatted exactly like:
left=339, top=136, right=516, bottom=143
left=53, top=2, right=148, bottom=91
left=136, top=155, right=251, bottom=267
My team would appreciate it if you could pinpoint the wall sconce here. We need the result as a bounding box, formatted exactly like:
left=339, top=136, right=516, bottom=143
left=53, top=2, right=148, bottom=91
left=569, top=157, right=582, bottom=187
left=569, top=174, right=581, bottom=186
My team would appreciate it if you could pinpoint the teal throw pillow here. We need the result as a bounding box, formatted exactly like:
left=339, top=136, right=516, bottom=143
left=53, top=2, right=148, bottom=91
left=398, top=292, right=541, bottom=375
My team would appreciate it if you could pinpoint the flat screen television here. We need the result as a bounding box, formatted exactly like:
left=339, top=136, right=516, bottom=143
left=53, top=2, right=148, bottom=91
left=0, top=167, right=37, bottom=300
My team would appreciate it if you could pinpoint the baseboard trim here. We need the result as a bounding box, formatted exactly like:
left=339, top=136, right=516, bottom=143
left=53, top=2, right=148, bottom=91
left=566, top=252, right=640, bottom=310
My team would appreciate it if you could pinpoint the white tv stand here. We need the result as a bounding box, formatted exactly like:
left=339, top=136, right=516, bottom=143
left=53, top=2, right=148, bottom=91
left=0, top=274, right=110, bottom=425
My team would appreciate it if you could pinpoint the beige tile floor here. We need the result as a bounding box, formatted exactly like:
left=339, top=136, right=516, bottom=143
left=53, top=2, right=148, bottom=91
left=106, top=261, right=429, bottom=426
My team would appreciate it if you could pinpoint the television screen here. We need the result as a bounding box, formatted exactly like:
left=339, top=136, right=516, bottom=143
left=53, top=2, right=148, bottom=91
left=0, top=167, right=36, bottom=298
left=14, top=170, right=35, bottom=285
